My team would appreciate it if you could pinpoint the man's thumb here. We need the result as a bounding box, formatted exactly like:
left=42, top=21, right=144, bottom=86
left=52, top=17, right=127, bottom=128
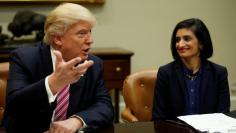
left=53, top=50, right=63, bottom=64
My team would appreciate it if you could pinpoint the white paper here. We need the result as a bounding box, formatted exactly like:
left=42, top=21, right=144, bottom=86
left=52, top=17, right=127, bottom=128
left=178, top=113, right=236, bottom=133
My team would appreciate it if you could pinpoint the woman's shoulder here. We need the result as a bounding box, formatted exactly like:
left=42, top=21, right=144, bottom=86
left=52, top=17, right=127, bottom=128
left=159, top=61, right=179, bottom=70
left=204, top=60, right=227, bottom=73
left=157, top=61, right=179, bottom=76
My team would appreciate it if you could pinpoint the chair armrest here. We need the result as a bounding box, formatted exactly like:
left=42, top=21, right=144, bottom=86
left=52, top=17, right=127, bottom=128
left=0, top=108, right=4, bottom=125
left=0, top=79, right=7, bottom=125
left=121, top=107, right=138, bottom=122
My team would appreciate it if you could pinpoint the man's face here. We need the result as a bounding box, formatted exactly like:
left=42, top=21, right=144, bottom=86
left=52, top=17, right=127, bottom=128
left=54, top=20, right=93, bottom=61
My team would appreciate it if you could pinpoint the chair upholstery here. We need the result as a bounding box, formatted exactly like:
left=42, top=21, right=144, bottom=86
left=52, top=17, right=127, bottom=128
left=0, top=62, right=9, bottom=125
left=121, top=69, right=157, bottom=122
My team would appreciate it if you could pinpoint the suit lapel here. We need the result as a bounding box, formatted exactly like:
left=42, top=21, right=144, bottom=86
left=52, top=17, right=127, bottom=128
left=67, top=75, right=86, bottom=116
left=200, top=61, right=210, bottom=106
left=175, top=62, right=186, bottom=93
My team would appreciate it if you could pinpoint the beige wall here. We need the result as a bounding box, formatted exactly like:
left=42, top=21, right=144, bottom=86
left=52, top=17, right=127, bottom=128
left=1, top=0, right=236, bottom=105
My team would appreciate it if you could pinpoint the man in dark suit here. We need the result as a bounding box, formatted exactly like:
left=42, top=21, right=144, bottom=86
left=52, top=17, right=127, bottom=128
left=152, top=18, right=230, bottom=121
left=3, top=3, right=114, bottom=133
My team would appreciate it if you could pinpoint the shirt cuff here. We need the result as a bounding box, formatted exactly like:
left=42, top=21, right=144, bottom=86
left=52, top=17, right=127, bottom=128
left=45, top=76, right=57, bottom=103
left=70, top=115, right=87, bottom=131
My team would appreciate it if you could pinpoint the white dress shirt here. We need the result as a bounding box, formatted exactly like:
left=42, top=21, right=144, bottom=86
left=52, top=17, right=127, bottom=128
left=44, top=47, right=86, bottom=132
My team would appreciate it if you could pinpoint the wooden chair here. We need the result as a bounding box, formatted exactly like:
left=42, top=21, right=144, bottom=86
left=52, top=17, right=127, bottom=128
left=0, top=62, right=9, bottom=125
left=121, top=69, right=157, bottom=122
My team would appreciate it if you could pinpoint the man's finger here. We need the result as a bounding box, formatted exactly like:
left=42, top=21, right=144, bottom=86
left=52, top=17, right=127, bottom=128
left=75, top=60, right=94, bottom=71
left=66, top=57, right=82, bottom=68
left=53, top=50, right=63, bottom=65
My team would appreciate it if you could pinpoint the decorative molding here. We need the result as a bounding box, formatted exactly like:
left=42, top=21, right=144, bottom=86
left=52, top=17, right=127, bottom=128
left=0, top=0, right=105, bottom=4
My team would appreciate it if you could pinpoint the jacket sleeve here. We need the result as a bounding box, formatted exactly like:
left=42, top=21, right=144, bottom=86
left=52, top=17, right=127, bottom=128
left=152, top=66, right=169, bottom=121
left=217, top=67, right=230, bottom=113
left=6, top=49, right=52, bottom=117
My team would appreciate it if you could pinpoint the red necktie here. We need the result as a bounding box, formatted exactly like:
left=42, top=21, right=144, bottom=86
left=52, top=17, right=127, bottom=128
left=54, top=85, right=70, bottom=121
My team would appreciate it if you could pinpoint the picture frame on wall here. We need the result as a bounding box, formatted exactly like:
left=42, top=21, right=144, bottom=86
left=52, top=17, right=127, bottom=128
left=0, top=0, right=105, bottom=4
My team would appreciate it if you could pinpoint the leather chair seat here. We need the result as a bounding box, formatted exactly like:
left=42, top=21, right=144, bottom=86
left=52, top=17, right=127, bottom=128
left=0, top=62, right=9, bottom=125
left=121, top=69, right=157, bottom=122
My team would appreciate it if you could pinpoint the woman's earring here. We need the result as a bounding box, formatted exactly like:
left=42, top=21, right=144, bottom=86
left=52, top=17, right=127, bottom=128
left=199, top=47, right=202, bottom=52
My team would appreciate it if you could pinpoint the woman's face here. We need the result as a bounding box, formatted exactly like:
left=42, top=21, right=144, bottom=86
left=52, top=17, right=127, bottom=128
left=175, top=28, right=202, bottom=60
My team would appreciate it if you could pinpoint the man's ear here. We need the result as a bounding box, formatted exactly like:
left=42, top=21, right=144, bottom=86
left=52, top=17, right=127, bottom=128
left=52, top=35, right=63, bottom=47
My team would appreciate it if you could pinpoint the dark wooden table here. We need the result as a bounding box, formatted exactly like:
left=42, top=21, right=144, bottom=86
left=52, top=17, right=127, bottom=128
left=0, top=42, right=134, bottom=123
left=1, top=111, right=236, bottom=133
left=0, top=127, right=5, bottom=133
left=0, top=121, right=200, bottom=133
left=96, top=121, right=198, bottom=133
left=96, top=110, right=236, bottom=133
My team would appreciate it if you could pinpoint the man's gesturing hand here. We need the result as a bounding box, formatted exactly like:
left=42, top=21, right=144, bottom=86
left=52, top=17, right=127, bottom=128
left=48, top=50, right=94, bottom=94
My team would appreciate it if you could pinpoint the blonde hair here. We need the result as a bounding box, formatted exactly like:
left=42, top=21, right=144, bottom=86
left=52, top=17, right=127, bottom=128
left=43, top=3, right=96, bottom=45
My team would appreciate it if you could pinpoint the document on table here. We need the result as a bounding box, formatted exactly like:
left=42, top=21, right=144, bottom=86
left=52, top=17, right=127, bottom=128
left=178, top=113, right=236, bottom=133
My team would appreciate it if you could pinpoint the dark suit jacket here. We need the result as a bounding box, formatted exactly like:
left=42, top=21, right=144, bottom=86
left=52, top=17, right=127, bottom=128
left=3, top=42, right=114, bottom=133
left=152, top=60, right=230, bottom=121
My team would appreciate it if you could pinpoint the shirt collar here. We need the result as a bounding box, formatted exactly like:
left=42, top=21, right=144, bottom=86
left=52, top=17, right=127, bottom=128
left=50, top=46, right=56, bottom=71
left=182, top=64, right=203, bottom=76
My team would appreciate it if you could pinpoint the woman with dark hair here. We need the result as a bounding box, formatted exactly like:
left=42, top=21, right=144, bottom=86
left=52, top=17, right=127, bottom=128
left=152, top=18, right=230, bottom=121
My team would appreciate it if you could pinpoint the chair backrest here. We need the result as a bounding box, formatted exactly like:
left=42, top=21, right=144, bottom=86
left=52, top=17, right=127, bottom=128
left=122, top=69, right=157, bottom=121
left=0, top=62, right=9, bottom=125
